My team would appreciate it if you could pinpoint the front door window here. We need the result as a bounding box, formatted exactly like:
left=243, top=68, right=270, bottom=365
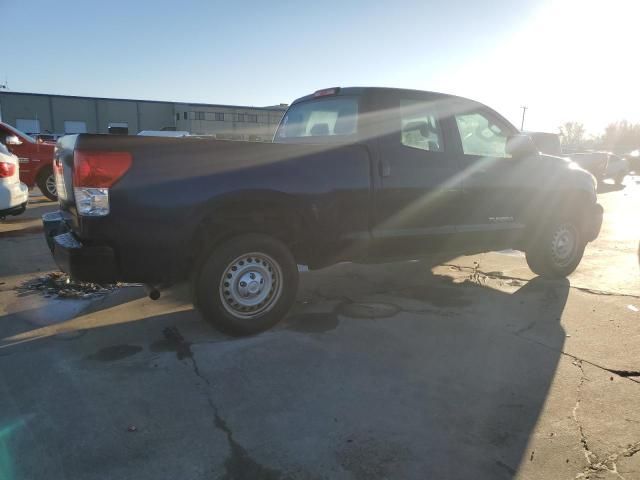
left=455, top=112, right=509, bottom=158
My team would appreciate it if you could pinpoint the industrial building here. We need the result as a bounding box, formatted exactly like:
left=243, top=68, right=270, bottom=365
left=0, top=91, right=287, bottom=141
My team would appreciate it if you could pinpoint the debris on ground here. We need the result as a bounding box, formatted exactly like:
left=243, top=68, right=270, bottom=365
left=16, top=272, right=123, bottom=299
left=469, top=262, right=485, bottom=285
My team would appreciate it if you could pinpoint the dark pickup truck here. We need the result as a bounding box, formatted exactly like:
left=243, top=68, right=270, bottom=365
left=43, top=87, right=603, bottom=335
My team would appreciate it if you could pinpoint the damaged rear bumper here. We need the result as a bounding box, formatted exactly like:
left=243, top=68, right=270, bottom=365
left=42, top=211, right=118, bottom=283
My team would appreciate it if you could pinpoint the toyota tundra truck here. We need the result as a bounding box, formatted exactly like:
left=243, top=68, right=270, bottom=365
left=42, top=87, right=603, bottom=335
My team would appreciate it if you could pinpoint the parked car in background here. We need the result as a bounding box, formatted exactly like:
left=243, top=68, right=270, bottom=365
left=43, top=87, right=603, bottom=335
left=0, top=142, right=28, bottom=219
left=137, top=130, right=191, bottom=137
left=0, top=122, right=57, bottom=201
left=567, top=151, right=609, bottom=181
left=34, top=133, right=65, bottom=143
left=605, top=153, right=629, bottom=184
left=625, top=149, right=639, bottom=172
left=525, top=131, right=563, bottom=156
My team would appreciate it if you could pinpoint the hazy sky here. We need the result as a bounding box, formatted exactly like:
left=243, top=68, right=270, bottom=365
left=3, top=0, right=638, bottom=134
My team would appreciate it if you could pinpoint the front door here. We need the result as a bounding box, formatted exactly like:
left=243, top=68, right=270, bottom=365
left=451, top=108, right=529, bottom=249
left=371, top=93, right=463, bottom=256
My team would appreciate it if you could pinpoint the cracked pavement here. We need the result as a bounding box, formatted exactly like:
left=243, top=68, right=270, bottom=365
left=0, top=179, right=639, bottom=480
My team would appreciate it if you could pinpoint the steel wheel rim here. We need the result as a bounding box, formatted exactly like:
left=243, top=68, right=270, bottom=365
left=219, top=252, right=283, bottom=319
left=45, top=174, right=57, bottom=197
left=550, top=224, right=578, bottom=267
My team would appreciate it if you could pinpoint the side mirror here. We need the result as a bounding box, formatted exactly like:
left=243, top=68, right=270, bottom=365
left=5, top=134, right=22, bottom=146
left=506, top=134, right=538, bottom=158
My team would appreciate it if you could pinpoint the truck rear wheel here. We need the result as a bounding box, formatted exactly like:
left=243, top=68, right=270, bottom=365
left=37, top=166, right=57, bottom=201
left=525, top=218, right=585, bottom=278
left=194, top=233, right=298, bottom=336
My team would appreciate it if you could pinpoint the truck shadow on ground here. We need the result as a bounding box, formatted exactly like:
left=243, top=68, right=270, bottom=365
left=280, top=265, right=569, bottom=478
left=0, top=258, right=569, bottom=479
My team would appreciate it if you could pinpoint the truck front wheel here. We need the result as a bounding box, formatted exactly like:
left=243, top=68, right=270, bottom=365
left=525, top=218, right=586, bottom=278
left=194, top=233, right=299, bottom=336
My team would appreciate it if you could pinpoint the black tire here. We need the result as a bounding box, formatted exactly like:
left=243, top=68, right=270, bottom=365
left=194, top=233, right=298, bottom=336
left=525, top=218, right=585, bottom=278
left=37, top=166, right=57, bottom=201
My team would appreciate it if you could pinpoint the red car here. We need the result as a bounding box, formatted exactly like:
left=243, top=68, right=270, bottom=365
left=0, top=122, right=57, bottom=200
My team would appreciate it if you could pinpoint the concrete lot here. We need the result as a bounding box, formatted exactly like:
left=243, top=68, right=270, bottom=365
left=0, top=180, right=639, bottom=480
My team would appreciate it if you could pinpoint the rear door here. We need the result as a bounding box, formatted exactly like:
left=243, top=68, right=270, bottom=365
left=371, top=92, right=463, bottom=254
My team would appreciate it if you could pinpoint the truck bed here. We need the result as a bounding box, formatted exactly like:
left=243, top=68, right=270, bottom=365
left=52, top=134, right=373, bottom=282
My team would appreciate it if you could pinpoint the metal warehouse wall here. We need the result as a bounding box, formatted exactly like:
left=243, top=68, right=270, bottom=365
left=95, top=100, right=141, bottom=133
left=51, top=96, right=100, bottom=133
left=138, top=102, right=177, bottom=132
left=0, top=93, right=54, bottom=132
left=174, top=104, right=286, bottom=140
left=0, top=92, right=286, bottom=138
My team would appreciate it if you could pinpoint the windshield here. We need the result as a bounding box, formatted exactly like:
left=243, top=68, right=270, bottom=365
left=2, top=122, right=36, bottom=143
left=275, top=97, right=358, bottom=142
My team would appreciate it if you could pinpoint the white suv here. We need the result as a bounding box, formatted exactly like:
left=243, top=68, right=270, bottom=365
left=0, top=142, right=28, bottom=219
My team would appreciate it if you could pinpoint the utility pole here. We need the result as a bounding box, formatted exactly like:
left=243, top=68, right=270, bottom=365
left=520, top=105, right=528, bottom=131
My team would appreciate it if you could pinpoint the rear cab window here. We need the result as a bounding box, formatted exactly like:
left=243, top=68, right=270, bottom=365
left=275, top=96, right=358, bottom=142
left=400, top=98, right=444, bottom=152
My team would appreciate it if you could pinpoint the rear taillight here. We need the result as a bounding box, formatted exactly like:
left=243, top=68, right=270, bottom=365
left=73, top=151, right=132, bottom=216
left=73, top=151, right=132, bottom=188
left=0, top=162, right=16, bottom=178
left=53, top=157, right=67, bottom=202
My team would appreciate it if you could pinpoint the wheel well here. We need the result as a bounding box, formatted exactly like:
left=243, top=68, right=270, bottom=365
left=36, top=164, right=53, bottom=182
left=188, top=206, right=312, bottom=278
left=555, top=190, right=592, bottom=229
left=523, top=189, right=593, bottom=249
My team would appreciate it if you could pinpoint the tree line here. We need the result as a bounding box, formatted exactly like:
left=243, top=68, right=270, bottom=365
left=558, top=121, right=640, bottom=153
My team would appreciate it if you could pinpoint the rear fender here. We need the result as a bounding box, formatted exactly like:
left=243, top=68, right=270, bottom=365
left=190, top=191, right=317, bottom=275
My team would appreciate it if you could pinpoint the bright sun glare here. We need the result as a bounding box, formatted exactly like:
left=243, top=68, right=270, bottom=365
left=440, top=0, right=640, bottom=134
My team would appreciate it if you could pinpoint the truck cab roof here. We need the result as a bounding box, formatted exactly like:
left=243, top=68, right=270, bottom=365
left=291, top=86, right=479, bottom=107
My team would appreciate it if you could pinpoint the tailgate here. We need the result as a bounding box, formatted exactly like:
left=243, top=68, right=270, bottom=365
left=53, top=135, right=80, bottom=231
